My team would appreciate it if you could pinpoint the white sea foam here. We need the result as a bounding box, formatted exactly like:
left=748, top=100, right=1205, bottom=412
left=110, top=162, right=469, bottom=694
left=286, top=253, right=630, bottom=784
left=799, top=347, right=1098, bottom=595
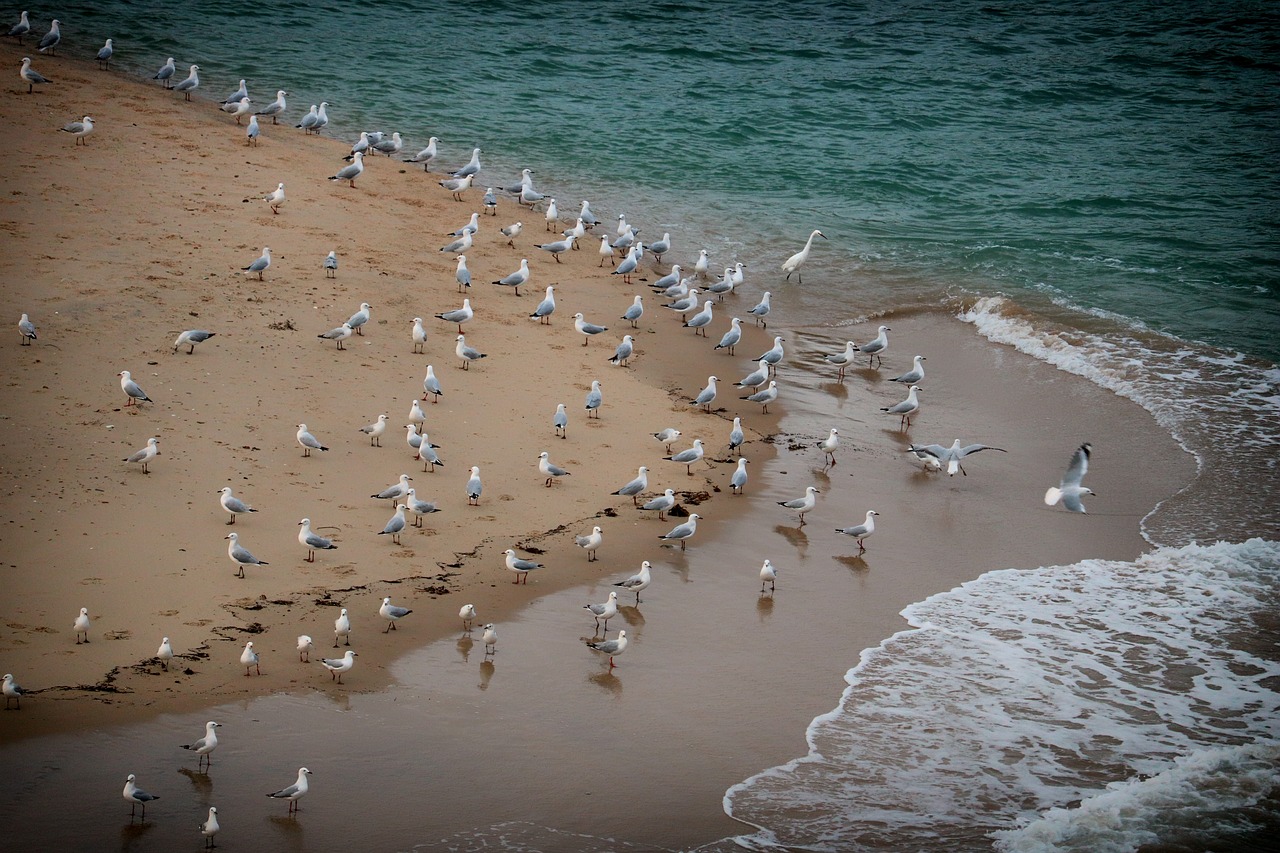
left=722, top=540, right=1280, bottom=852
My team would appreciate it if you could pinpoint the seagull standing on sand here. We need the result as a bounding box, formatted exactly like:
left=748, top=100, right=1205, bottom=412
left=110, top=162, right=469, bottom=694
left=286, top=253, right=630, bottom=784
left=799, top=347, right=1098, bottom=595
left=641, top=488, right=677, bottom=520
left=298, top=635, right=315, bottom=662
left=1045, top=442, right=1095, bottom=513
left=728, top=416, right=745, bottom=455
left=554, top=402, right=568, bottom=438
left=584, top=591, right=619, bottom=629
left=223, top=96, right=253, bottom=124
left=504, top=549, right=543, bottom=584
left=296, top=104, right=319, bottom=132
left=574, top=312, right=608, bottom=345
left=412, top=317, right=428, bottom=352
left=60, top=115, right=94, bottom=145
left=334, top=609, right=351, bottom=647
left=266, top=768, right=311, bottom=813
left=405, top=489, right=440, bottom=524
left=575, top=526, right=604, bottom=562
left=613, top=560, right=652, bottom=603
left=226, top=532, right=268, bottom=578
left=317, top=322, right=353, bottom=349
left=536, top=233, right=575, bottom=262
left=19, top=57, right=48, bottom=94
left=379, top=597, right=412, bottom=632
left=123, top=774, right=159, bottom=818
left=441, top=229, right=475, bottom=255
left=694, top=249, right=710, bottom=279
left=153, top=56, right=176, bottom=87
left=372, top=473, right=413, bottom=505
left=118, top=370, right=153, bottom=406
left=501, top=221, right=522, bottom=246
left=818, top=428, right=840, bottom=464
left=690, top=375, right=718, bottom=411
left=452, top=147, right=482, bottom=178
left=584, top=379, right=603, bottom=418
left=255, top=90, right=287, bottom=123
left=454, top=254, right=471, bottom=290
left=18, top=312, right=36, bottom=345
left=436, top=298, right=473, bottom=332
left=263, top=182, right=285, bottom=213
left=95, top=39, right=114, bottom=69
left=320, top=650, right=357, bottom=683
left=358, top=414, right=389, bottom=446
left=423, top=365, right=443, bottom=402
left=881, top=384, right=921, bottom=429
left=613, top=246, right=640, bottom=284
left=74, top=607, right=91, bottom=643
left=404, top=136, right=438, bottom=170
left=460, top=604, right=478, bottom=631
left=493, top=258, right=531, bottom=295
left=755, top=336, right=786, bottom=372
left=530, top=285, right=556, bottom=324
left=37, top=18, right=58, bottom=53
left=659, top=513, right=701, bottom=550
left=455, top=334, right=486, bottom=369
left=378, top=505, right=408, bottom=544
left=730, top=457, right=749, bottom=494
left=174, top=64, right=200, bottom=100
left=439, top=173, right=474, bottom=201
left=200, top=807, right=219, bottom=848
left=609, top=334, right=635, bottom=366
left=179, top=721, right=221, bottom=769
left=735, top=358, right=771, bottom=391
left=747, top=291, right=773, bottom=328
left=664, top=438, right=706, bottom=475
left=296, top=423, right=329, bottom=456
left=612, top=466, right=649, bottom=506
left=482, top=623, right=498, bottom=655
left=824, top=341, right=858, bottom=379
left=157, top=637, right=174, bottom=670
left=538, top=451, right=570, bottom=486
left=217, top=486, right=257, bottom=523
left=466, top=466, right=483, bottom=505
left=242, top=246, right=271, bottom=280
left=778, top=486, right=820, bottom=525
left=297, top=518, right=337, bottom=562
left=836, top=510, right=879, bottom=552
left=653, top=428, right=681, bottom=452
left=329, top=151, right=364, bottom=187
left=124, top=437, right=160, bottom=473
left=909, top=439, right=1007, bottom=477
left=857, top=325, right=891, bottom=367
left=586, top=630, right=628, bottom=668
left=3, top=673, right=28, bottom=709
left=240, top=641, right=261, bottom=675
left=741, top=380, right=779, bottom=413
left=8, top=11, right=29, bottom=44
left=599, top=235, right=615, bottom=267
left=621, top=295, right=644, bottom=328
left=684, top=300, right=715, bottom=336
left=714, top=317, right=743, bottom=354
left=347, top=302, right=372, bottom=335
left=246, top=114, right=260, bottom=145
left=782, top=229, right=826, bottom=283
left=173, top=329, right=215, bottom=353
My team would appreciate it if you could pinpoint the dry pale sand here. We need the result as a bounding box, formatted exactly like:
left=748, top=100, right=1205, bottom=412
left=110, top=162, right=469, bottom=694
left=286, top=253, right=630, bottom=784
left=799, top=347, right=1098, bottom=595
left=0, top=44, right=1195, bottom=850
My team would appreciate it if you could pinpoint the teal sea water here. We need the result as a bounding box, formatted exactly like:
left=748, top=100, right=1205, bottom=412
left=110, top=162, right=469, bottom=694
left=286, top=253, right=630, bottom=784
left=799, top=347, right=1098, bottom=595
left=22, top=0, right=1280, bottom=849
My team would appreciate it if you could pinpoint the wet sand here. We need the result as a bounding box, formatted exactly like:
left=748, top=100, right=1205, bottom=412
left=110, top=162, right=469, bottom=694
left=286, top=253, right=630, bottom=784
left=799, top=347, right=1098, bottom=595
left=0, top=45, right=1194, bottom=850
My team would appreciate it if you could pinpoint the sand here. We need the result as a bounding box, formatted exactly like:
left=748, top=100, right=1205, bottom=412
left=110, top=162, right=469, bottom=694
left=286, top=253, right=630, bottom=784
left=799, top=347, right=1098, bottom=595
left=0, top=44, right=1195, bottom=849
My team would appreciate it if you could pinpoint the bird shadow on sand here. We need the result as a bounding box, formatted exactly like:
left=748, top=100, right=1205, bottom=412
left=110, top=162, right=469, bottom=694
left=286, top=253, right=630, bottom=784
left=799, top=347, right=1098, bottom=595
left=587, top=670, right=622, bottom=697
left=774, top=524, right=810, bottom=553
left=618, top=606, right=645, bottom=628
left=834, top=554, right=869, bottom=573
left=178, top=766, right=213, bottom=795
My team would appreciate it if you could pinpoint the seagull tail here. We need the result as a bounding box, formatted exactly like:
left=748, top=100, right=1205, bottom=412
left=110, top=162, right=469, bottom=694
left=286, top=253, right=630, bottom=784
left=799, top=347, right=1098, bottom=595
left=1044, top=487, right=1063, bottom=507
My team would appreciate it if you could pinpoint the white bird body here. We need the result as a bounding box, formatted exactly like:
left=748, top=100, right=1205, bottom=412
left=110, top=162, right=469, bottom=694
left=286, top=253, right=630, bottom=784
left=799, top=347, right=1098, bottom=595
left=778, top=485, right=820, bottom=524
left=891, top=355, right=927, bottom=384
left=267, top=767, right=311, bottom=812
left=585, top=629, right=628, bottom=668
left=330, top=151, right=364, bottom=187
left=665, top=438, right=706, bottom=475
left=493, top=258, right=531, bottom=294
left=174, top=64, right=200, bottom=100
left=60, top=115, right=94, bottom=145
left=729, top=416, right=745, bottom=455
left=118, top=370, right=153, bottom=405
left=226, top=532, right=268, bottom=578
left=297, top=635, right=314, bottom=661
left=124, top=437, right=160, bottom=473
left=730, top=457, right=750, bottom=494
left=857, top=324, right=891, bottom=367
left=452, top=147, right=482, bottom=178
left=584, top=379, right=603, bottom=418
left=255, top=90, right=288, bottom=123
left=748, top=290, right=772, bottom=327
left=334, top=608, right=351, bottom=647
left=412, top=317, right=428, bottom=352
left=881, top=384, right=922, bottom=428
left=584, top=590, right=619, bottom=627
left=621, top=295, right=645, bottom=328
left=455, top=334, right=487, bottom=369
left=180, top=721, right=221, bottom=766
left=683, top=300, right=714, bottom=335
left=157, top=637, right=174, bottom=669
left=173, top=329, right=215, bottom=353
left=530, top=285, right=556, bottom=324
left=504, top=548, right=544, bottom=583
left=436, top=298, right=473, bottom=332
left=612, top=465, right=649, bottom=505
left=405, top=136, right=439, bottom=170
left=482, top=623, right=498, bottom=653
left=1045, top=442, right=1094, bottom=513
left=575, top=526, right=604, bottom=561
left=18, top=312, right=36, bottom=344
left=910, top=438, right=1007, bottom=477
left=19, top=56, right=49, bottom=94
left=641, top=488, right=677, bottom=520
left=246, top=114, right=261, bottom=144
left=201, top=807, right=220, bottom=845
left=264, top=182, right=285, bottom=212
left=538, top=451, right=570, bottom=486
left=735, top=358, right=771, bottom=390
left=659, top=513, right=701, bottom=550
left=359, top=413, right=389, bottom=446
left=242, top=246, right=271, bottom=280
left=423, top=365, right=443, bottom=402
left=217, top=485, right=257, bottom=523
left=574, top=312, right=608, bottom=344
left=714, top=317, right=743, bottom=354
left=819, top=428, right=840, bottom=464
left=459, top=604, right=478, bottom=630
left=610, top=334, right=635, bottom=366
left=553, top=402, right=568, bottom=438
left=73, top=607, right=91, bottom=643
left=760, top=559, right=779, bottom=592
left=297, top=518, right=337, bottom=561
left=691, top=375, right=719, bottom=410
left=741, top=380, right=779, bottom=413
left=372, top=473, right=413, bottom=504
left=240, top=641, right=260, bottom=675
left=836, top=510, right=879, bottom=550
left=613, top=561, right=652, bottom=603
left=296, top=423, right=329, bottom=456
left=781, top=229, right=826, bottom=282
left=317, top=323, right=354, bottom=349
left=379, top=596, right=412, bottom=631
left=454, top=254, right=471, bottom=290
left=123, top=773, right=159, bottom=817
left=466, top=466, right=483, bottom=505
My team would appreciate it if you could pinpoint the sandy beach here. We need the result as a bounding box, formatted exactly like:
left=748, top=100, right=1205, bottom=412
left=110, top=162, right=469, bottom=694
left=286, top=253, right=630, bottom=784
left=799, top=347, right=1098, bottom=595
left=0, top=43, right=1196, bottom=850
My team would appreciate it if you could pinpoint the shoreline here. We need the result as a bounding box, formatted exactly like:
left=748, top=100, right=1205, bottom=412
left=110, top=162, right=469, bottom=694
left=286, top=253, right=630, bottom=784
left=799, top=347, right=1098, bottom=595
left=0, top=42, right=1197, bottom=850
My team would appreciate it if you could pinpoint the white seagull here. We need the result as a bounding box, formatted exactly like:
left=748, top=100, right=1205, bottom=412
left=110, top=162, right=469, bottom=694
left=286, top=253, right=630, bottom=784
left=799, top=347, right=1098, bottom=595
left=613, top=561, right=652, bottom=603
left=881, top=384, right=921, bottom=429
left=818, top=428, right=840, bottom=464
left=358, top=414, right=389, bottom=446
left=574, top=312, right=608, bottom=345
left=173, top=64, right=200, bottom=100
left=891, top=354, right=927, bottom=384
left=296, top=423, right=329, bottom=456
left=240, top=640, right=261, bottom=675
left=665, top=438, right=706, bottom=475
left=778, top=485, right=820, bottom=525
left=659, top=513, right=701, bottom=550
left=641, top=488, right=677, bottom=520
left=123, top=437, right=160, bottom=473
left=455, top=334, right=486, bottom=369
left=504, top=548, right=543, bottom=584
left=836, top=510, right=879, bottom=552
left=179, top=721, right=221, bottom=769
left=435, top=298, right=473, bottom=333
left=266, top=767, right=311, bottom=813
left=173, top=329, right=215, bottom=353
left=60, top=115, right=94, bottom=145
left=263, top=182, right=285, bottom=213
left=1045, top=442, right=1095, bottom=513
left=584, top=591, right=619, bottom=629
left=575, top=526, right=604, bottom=562
left=226, top=532, right=268, bottom=579
left=741, top=380, right=779, bottom=413
left=334, top=609, right=351, bottom=647
left=909, top=439, right=1008, bottom=477
left=118, top=370, right=153, bottom=406
left=585, top=629, right=628, bottom=668
left=857, top=325, right=891, bottom=367
left=317, top=323, right=353, bottom=349
left=217, top=486, right=257, bottom=524
left=760, top=559, right=778, bottom=593
left=329, top=151, right=364, bottom=187
left=612, top=466, right=649, bottom=506
left=379, top=597, right=412, bottom=632
left=123, top=773, right=159, bottom=818
left=538, top=451, right=570, bottom=486
left=297, top=518, right=337, bottom=562
left=242, top=246, right=271, bottom=280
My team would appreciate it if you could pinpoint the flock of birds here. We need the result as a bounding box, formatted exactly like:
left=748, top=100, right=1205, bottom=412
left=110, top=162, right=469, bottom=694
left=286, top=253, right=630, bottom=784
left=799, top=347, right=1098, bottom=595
left=5, top=12, right=1098, bottom=837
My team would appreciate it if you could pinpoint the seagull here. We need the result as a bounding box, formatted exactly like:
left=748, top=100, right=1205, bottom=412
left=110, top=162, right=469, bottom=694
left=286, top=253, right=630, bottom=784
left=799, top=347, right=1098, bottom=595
left=372, top=473, right=413, bottom=505
left=95, top=38, right=114, bottom=69
left=123, top=774, right=159, bottom=818
left=542, top=198, right=560, bottom=230
left=73, top=607, right=90, bottom=644
left=683, top=300, right=714, bottom=336
left=404, top=136, right=439, bottom=170
left=459, top=604, right=478, bottom=631
left=347, top=302, right=372, bottom=335
left=782, top=229, right=826, bottom=283
left=405, top=489, right=441, bottom=525
left=500, top=221, right=523, bottom=246
left=343, top=131, right=370, bottom=160
left=447, top=212, right=480, bottom=238
left=760, top=559, right=778, bottom=593
left=585, top=379, right=603, bottom=418
left=124, top=437, right=160, bottom=473
left=152, top=56, right=176, bottom=87
left=296, top=423, right=329, bottom=456
left=482, top=186, right=498, bottom=214
left=297, top=518, right=337, bottom=562
left=906, top=445, right=944, bottom=473
left=223, top=78, right=248, bottom=104
left=334, top=609, right=351, bottom=647
left=554, top=402, right=568, bottom=438
left=482, top=623, right=498, bottom=655
left=612, top=466, right=649, bottom=506
left=641, top=488, right=677, bottom=520
left=536, top=233, right=575, bottom=261
left=659, top=513, right=701, bottom=550
left=857, top=325, right=891, bottom=367
left=574, top=312, right=608, bottom=345
left=329, top=151, right=364, bottom=187
left=651, top=264, right=683, bottom=292
left=179, top=721, right=221, bottom=769
left=621, top=295, right=644, bottom=328
left=3, top=672, right=29, bottom=709
left=372, top=131, right=403, bottom=157
left=7, top=11, right=29, bottom=44
left=505, top=548, right=543, bottom=584
left=296, top=103, right=320, bottom=132
left=649, top=232, right=672, bottom=263
left=156, top=637, right=174, bottom=670
left=254, top=90, right=288, bottom=124
left=576, top=526, right=604, bottom=562
left=665, top=438, right=706, bottom=475
left=173, top=64, right=200, bottom=100
left=358, top=414, right=389, bottom=446
left=378, top=505, right=408, bottom=544
left=664, top=288, right=700, bottom=315
left=778, top=486, right=820, bottom=525
left=240, top=640, right=261, bottom=675
left=741, top=380, right=779, bottom=413
left=454, top=255, right=471, bottom=290
left=37, top=18, right=58, bottom=53
left=598, top=234, right=615, bottom=267
left=824, top=341, right=858, bottom=379
left=529, top=285, right=556, bottom=324
left=297, top=635, right=314, bottom=662
left=379, top=597, right=412, bottom=631
left=817, top=428, right=841, bottom=465
left=586, top=630, right=628, bottom=668
left=881, top=384, right=921, bottom=429
left=60, top=115, right=94, bottom=145
left=439, top=173, right=474, bottom=201
left=755, top=336, right=786, bottom=372
left=578, top=199, right=600, bottom=227
left=452, top=147, right=482, bottom=178
left=728, top=417, right=745, bottom=455
left=836, top=510, right=879, bottom=551
left=493, top=258, right=531, bottom=295
left=455, top=334, right=487, bottom=369
left=263, top=182, right=285, bottom=213
left=562, top=217, right=587, bottom=246
left=910, top=439, right=1008, bottom=477
left=730, top=457, right=749, bottom=494
left=312, top=102, right=330, bottom=133
left=690, top=375, right=719, bottom=411
left=217, top=486, right=257, bottom=524
left=242, top=246, right=271, bottom=280
left=612, top=246, right=640, bottom=284
left=466, top=466, right=483, bottom=505
left=613, top=561, right=652, bottom=603
left=891, top=355, right=926, bottom=384
left=266, top=768, right=312, bottom=813
left=19, top=57, right=49, bottom=94
left=584, top=591, right=619, bottom=628
left=708, top=268, right=736, bottom=300
left=412, top=317, right=428, bottom=352
left=173, top=329, right=215, bottom=353
left=609, top=334, right=635, bottom=366
left=246, top=114, right=260, bottom=144
left=118, top=370, right=153, bottom=406
left=423, top=365, right=443, bottom=402
left=714, top=318, right=744, bottom=355
left=440, top=227, right=474, bottom=256
left=653, top=428, right=682, bottom=452
left=1045, top=442, right=1095, bottom=513
left=226, top=532, right=268, bottom=579
left=538, top=451, right=570, bottom=486
left=18, top=312, right=36, bottom=345
left=223, top=96, right=254, bottom=124
left=734, top=358, right=771, bottom=391
left=436, top=298, right=473, bottom=333
left=200, top=807, right=219, bottom=848
left=748, top=291, right=772, bottom=327
left=317, top=322, right=353, bottom=349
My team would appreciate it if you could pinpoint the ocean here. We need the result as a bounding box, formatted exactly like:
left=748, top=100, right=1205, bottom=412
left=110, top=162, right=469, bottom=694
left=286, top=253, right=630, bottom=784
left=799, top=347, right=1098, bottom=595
left=27, top=0, right=1280, bottom=849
